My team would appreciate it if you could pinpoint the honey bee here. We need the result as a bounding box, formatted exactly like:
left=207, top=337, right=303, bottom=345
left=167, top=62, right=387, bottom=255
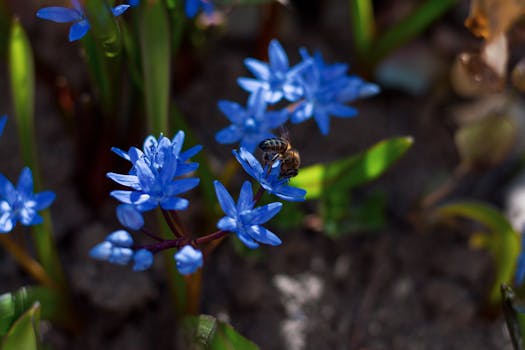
left=258, top=136, right=301, bottom=178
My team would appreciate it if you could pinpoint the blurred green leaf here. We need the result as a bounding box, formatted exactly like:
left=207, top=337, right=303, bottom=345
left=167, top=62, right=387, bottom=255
left=370, top=0, right=456, bottom=64
left=290, top=136, right=413, bottom=200
left=0, top=286, right=67, bottom=337
left=501, top=284, right=525, bottom=350
left=84, top=0, right=123, bottom=57
left=140, top=0, right=171, bottom=134
left=181, top=315, right=259, bottom=350
left=1, top=302, right=41, bottom=350
left=350, top=0, right=375, bottom=59
left=8, top=18, right=35, bottom=168
left=435, top=201, right=520, bottom=304
left=8, top=19, right=67, bottom=288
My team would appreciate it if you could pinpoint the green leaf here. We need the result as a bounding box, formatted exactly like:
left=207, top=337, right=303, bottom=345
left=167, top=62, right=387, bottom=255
left=181, top=315, right=259, bottom=350
left=0, top=286, right=70, bottom=337
left=501, top=284, right=525, bottom=350
left=434, top=201, right=520, bottom=304
left=1, top=302, right=41, bottom=350
left=8, top=19, right=67, bottom=289
left=370, top=0, right=456, bottom=64
left=84, top=0, right=123, bottom=57
left=290, top=136, right=413, bottom=200
left=140, top=0, right=171, bottom=134
left=8, top=18, right=35, bottom=169
left=350, top=0, right=376, bottom=59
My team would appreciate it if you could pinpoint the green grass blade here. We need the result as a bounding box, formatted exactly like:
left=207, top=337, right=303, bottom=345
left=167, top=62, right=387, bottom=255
left=84, top=0, right=123, bottom=58
left=8, top=19, right=67, bottom=289
left=371, top=0, right=456, bottom=64
left=350, top=0, right=375, bottom=59
left=0, top=303, right=40, bottom=350
left=435, top=201, right=520, bottom=304
left=140, top=0, right=171, bottom=135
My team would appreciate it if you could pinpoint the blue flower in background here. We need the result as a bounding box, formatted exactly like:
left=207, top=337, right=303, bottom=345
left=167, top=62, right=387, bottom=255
left=215, top=89, right=288, bottom=153
left=112, top=131, right=202, bottom=178
left=238, top=39, right=310, bottom=104
left=128, top=0, right=140, bottom=7
left=174, top=245, right=203, bottom=275
left=107, top=131, right=200, bottom=212
left=290, top=48, right=379, bottom=135
left=36, top=0, right=130, bottom=42
left=185, top=0, right=215, bottom=18
left=233, top=148, right=306, bottom=202
left=90, top=230, right=153, bottom=270
left=0, top=115, right=7, bottom=138
left=0, top=167, right=55, bottom=233
left=214, top=180, right=282, bottom=249
left=516, top=234, right=525, bottom=286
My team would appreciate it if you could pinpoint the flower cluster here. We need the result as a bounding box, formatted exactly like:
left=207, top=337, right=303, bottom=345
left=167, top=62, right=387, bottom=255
left=0, top=116, right=56, bottom=234
left=36, top=0, right=217, bottom=41
left=90, top=129, right=306, bottom=275
left=216, top=39, right=379, bottom=150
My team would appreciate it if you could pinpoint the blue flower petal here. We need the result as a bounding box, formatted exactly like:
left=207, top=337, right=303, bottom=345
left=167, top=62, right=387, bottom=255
left=133, top=249, right=153, bottom=271
left=160, top=197, right=189, bottom=211
left=69, top=19, right=90, bottom=41
left=241, top=202, right=282, bottom=225
left=90, top=241, right=113, bottom=261
left=117, top=204, right=144, bottom=230
left=174, top=245, right=203, bottom=275
left=237, top=180, right=254, bottom=212
left=244, top=58, right=270, bottom=81
left=33, top=191, right=56, bottom=210
left=217, top=216, right=237, bottom=231
left=216, top=125, right=242, bottom=144
left=111, top=4, right=130, bottom=16
left=0, top=115, right=7, bottom=138
left=247, top=225, right=281, bottom=246
left=214, top=180, right=237, bottom=218
left=106, top=230, right=134, bottom=248
left=36, top=7, right=82, bottom=23
left=17, top=167, right=33, bottom=196
left=268, top=39, right=289, bottom=73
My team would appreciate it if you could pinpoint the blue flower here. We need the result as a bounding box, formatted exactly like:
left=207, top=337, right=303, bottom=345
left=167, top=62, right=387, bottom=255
left=174, top=245, right=203, bottom=275
left=214, top=180, right=282, bottom=249
left=90, top=230, right=134, bottom=266
left=0, top=167, right=55, bottom=233
left=36, top=0, right=130, bottom=42
left=116, top=204, right=144, bottom=230
left=290, top=48, right=379, bottom=135
left=233, top=148, right=306, bottom=202
left=0, top=115, right=7, bottom=138
left=112, top=131, right=202, bottom=178
left=185, top=0, right=215, bottom=18
left=133, top=249, right=154, bottom=271
left=516, top=234, right=525, bottom=286
left=107, top=131, right=200, bottom=212
left=215, top=89, right=288, bottom=153
left=129, top=0, right=140, bottom=7
left=238, top=39, right=310, bottom=104
left=90, top=230, right=154, bottom=270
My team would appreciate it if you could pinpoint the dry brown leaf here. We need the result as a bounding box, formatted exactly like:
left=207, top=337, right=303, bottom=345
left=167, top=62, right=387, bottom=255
left=465, top=0, right=525, bottom=39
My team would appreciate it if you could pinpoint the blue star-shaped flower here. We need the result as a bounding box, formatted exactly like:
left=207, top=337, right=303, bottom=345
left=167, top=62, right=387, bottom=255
left=0, top=167, right=55, bottom=233
left=215, top=89, right=288, bottom=153
left=111, top=131, right=202, bottom=178
left=185, top=0, right=215, bottom=18
left=36, top=0, right=130, bottom=42
left=174, top=245, right=203, bottom=275
left=107, top=132, right=200, bottom=212
left=290, top=49, right=379, bottom=135
left=214, top=180, right=282, bottom=249
left=233, top=148, right=306, bottom=202
left=237, top=39, right=310, bottom=104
